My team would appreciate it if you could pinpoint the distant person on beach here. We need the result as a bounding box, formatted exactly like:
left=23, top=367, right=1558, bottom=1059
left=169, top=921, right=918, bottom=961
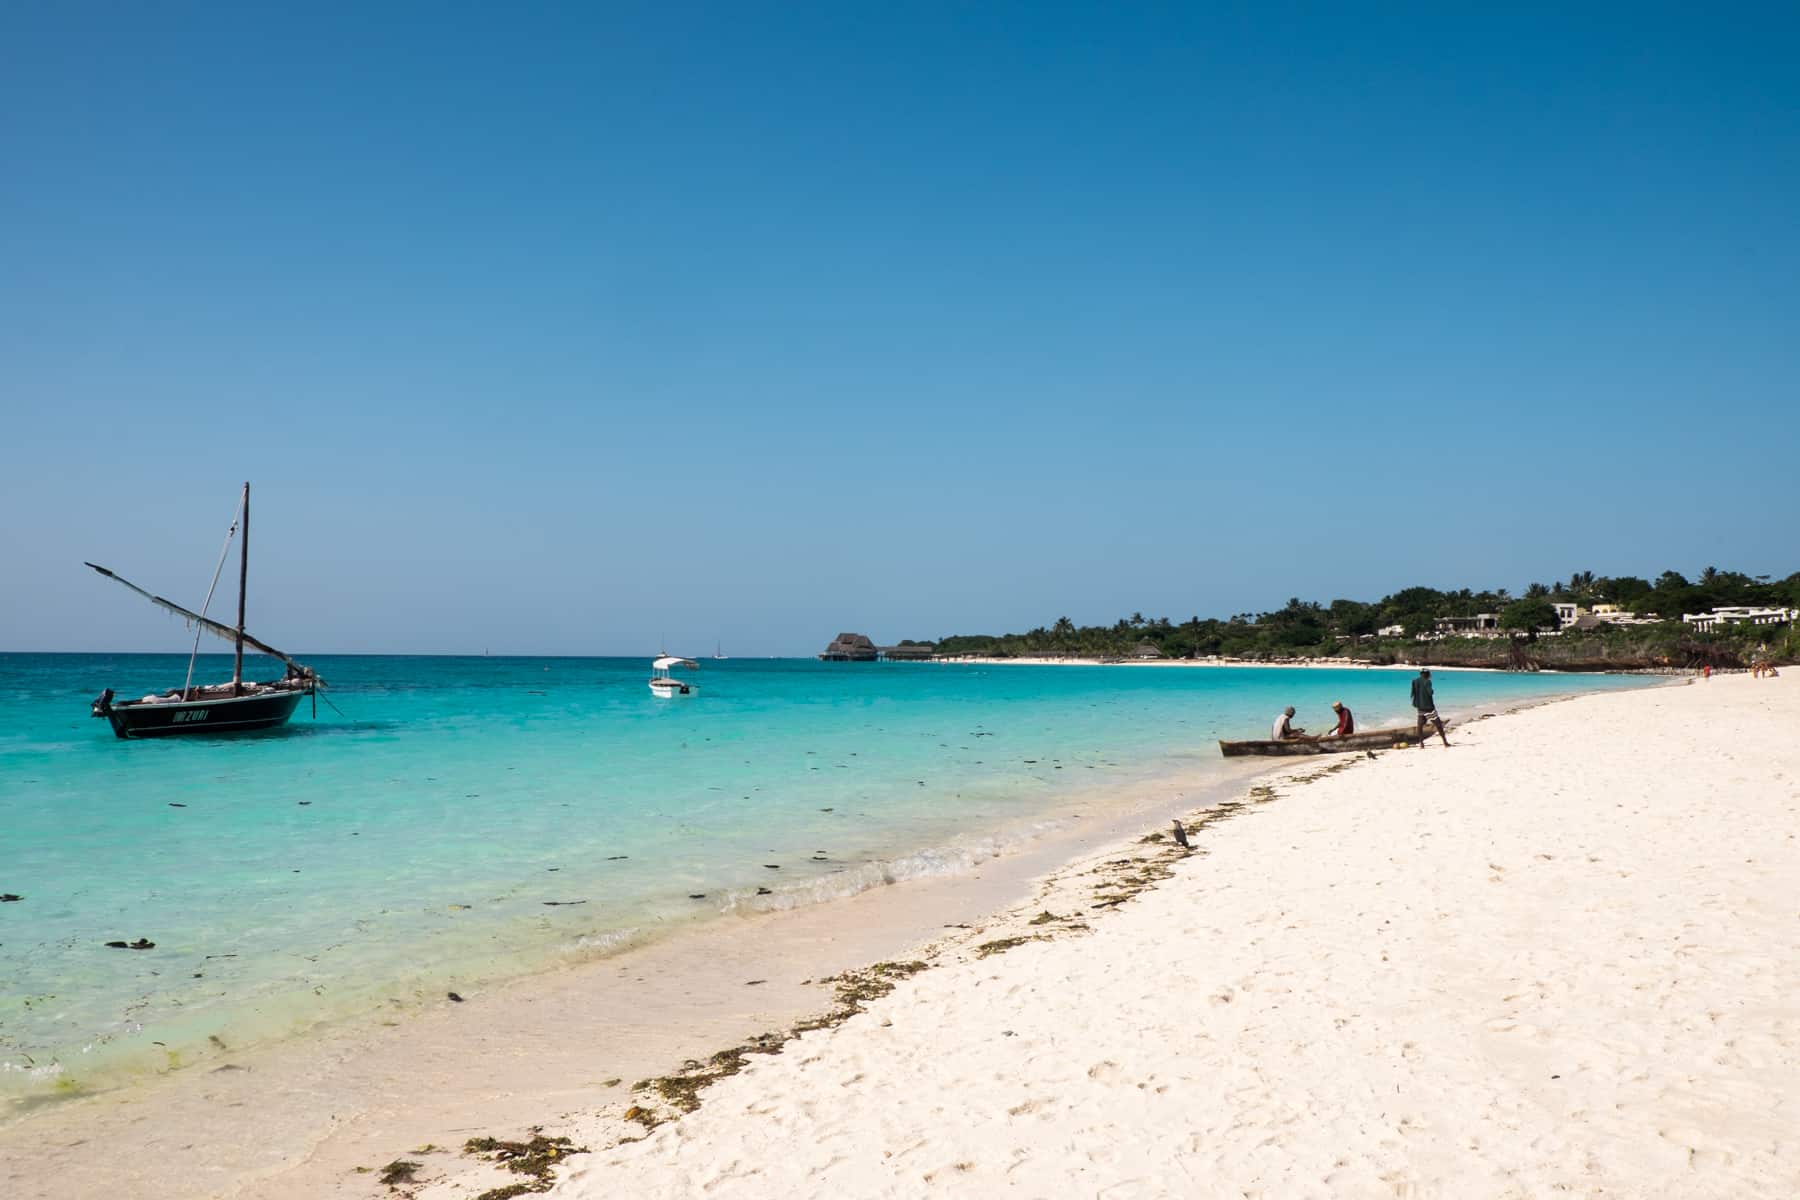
left=1703, top=664, right=1712, bottom=680
left=1272, top=706, right=1304, bottom=739
left=1324, top=700, right=1355, bottom=737
left=1410, top=668, right=1450, bottom=748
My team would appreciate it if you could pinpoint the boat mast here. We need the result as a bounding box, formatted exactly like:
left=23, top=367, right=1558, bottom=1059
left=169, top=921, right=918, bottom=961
left=179, top=489, right=245, bottom=699
left=233, top=481, right=249, bottom=695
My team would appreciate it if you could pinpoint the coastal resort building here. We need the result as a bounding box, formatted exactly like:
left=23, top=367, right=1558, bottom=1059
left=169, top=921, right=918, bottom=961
left=1433, top=613, right=1502, bottom=639
left=1553, top=602, right=1583, bottom=629
left=1377, top=623, right=1406, bottom=638
left=819, top=632, right=880, bottom=661
left=1682, top=606, right=1798, bottom=633
left=1590, top=603, right=1660, bottom=626
left=879, top=641, right=937, bottom=661
left=818, top=634, right=939, bottom=661
left=1132, top=640, right=1164, bottom=659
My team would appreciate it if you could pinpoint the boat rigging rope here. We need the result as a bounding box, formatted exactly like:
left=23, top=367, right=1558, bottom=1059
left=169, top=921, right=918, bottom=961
left=182, top=493, right=245, bottom=699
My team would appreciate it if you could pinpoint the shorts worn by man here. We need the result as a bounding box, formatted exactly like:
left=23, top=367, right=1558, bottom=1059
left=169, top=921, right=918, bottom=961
left=1410, top=668, right=1450, bottom=748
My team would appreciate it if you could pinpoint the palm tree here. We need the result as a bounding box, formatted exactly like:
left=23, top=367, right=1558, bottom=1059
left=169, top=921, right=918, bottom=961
left=1700, top=566, right=1720, bottom=586
left=1053, top=616, right=1075, bottom=637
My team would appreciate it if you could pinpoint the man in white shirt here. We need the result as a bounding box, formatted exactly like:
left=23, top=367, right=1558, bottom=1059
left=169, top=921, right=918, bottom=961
left=1272, top=706, right=1303, bottom=739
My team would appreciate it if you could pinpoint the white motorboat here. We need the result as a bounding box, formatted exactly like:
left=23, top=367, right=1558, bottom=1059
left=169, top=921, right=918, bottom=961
left=648, top=656, right=699, bottom=697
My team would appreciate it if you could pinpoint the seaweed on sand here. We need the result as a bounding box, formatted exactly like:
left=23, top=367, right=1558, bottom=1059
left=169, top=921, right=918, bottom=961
left=473, top=1186, right=540, bottom=1200
left=461, top=1131, right=586, bottom=1197
left=783, top=959, right=930, bottom=1031
left=627, top=1034, right=789, bottom=1128
left=1082, top=845, right=1183, bottom=911
left=835, top=958, right=929, bottom=997
left=975, top=935, right=1048, bottom=958
left=377, top=1159, right=423, bottom=1186
left=625, top=960, right=934, bottom=1127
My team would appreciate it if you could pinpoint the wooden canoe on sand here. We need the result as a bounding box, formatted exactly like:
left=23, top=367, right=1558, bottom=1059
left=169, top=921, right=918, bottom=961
left=1218, top=726, right=1432, bottom=757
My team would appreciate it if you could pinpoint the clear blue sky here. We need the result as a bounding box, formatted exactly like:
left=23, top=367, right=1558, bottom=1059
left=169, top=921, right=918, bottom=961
left=3, top=3, right=1796, bottom=655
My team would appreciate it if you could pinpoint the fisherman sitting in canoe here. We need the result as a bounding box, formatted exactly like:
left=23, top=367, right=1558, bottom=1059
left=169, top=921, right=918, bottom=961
left=1272, top=706, right=1304, bottom=739
left=1323, top=700, right=1354, bottom=737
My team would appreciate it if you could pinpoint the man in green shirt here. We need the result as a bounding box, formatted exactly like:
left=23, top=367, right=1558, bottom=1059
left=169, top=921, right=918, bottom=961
left=1410, top=668, right=1450, bottom=748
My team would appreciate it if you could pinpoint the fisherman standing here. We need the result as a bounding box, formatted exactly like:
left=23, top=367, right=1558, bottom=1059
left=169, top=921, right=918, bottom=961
left=1410, top=668, right=1450, bottom=748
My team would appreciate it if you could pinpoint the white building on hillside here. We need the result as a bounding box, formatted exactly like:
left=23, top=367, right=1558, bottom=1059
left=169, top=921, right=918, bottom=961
left=1433, top=613, right=1502, bottom=638
left=1682, top=606, right=1798, bottom=633
left=1590, top=603, right=1661, bottom=626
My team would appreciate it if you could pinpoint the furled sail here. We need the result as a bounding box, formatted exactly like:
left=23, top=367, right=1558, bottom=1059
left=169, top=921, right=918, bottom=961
left=84, top=562, right=320, bottom=683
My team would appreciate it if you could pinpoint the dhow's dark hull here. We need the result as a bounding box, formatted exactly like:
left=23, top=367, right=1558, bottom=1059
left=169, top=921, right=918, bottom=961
left=1218, top=726, right=1430, bottom=757
left=102, top=689, right=307, bottom=739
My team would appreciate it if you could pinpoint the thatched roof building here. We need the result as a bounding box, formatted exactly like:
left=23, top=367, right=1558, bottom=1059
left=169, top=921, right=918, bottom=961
left=820, top=632, right=879, bottom=661
left=1132, top=640, right=1164, bottom=659
left=879, top=642, right=937, bottom=661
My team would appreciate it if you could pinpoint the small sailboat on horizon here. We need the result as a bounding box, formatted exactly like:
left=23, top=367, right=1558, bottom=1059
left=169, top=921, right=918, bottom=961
left=86, top=482, right=321, bottom=739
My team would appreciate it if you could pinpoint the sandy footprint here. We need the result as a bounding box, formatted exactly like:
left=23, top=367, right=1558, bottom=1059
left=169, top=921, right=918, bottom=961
left=1087, top=1059, right=1123, bottom=1083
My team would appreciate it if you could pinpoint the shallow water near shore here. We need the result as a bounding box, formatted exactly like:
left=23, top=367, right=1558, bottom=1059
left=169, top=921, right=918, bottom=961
left=0, top=652, right=1651, bottom=1109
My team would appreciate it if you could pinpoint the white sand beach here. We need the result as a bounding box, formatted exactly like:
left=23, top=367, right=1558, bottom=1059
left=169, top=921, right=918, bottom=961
left=554, top=673, right=1799, bottom=1198
left=6, top=674, right=1795, bottom=1199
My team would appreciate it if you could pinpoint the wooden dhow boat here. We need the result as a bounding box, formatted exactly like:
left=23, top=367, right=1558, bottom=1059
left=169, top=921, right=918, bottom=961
left=1218, top=726, right=1432, bottom=757
left=87, top=482, right=321, bottom=739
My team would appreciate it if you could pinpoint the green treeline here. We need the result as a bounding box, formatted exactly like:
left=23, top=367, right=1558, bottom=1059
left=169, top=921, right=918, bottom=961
left=932, top=567, right=1800, bottom=664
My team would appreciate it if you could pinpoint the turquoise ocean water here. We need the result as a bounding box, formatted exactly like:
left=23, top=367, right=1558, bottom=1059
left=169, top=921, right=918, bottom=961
left=0, top=652, right=1649, bottom=1107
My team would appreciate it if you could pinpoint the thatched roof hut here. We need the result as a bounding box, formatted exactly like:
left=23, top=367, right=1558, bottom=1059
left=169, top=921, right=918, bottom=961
left=1132, top=640, right=1164, bottom=659
left=820, top=632, right=879, bottom=661
left=879, top=642, right=937, bottom=661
